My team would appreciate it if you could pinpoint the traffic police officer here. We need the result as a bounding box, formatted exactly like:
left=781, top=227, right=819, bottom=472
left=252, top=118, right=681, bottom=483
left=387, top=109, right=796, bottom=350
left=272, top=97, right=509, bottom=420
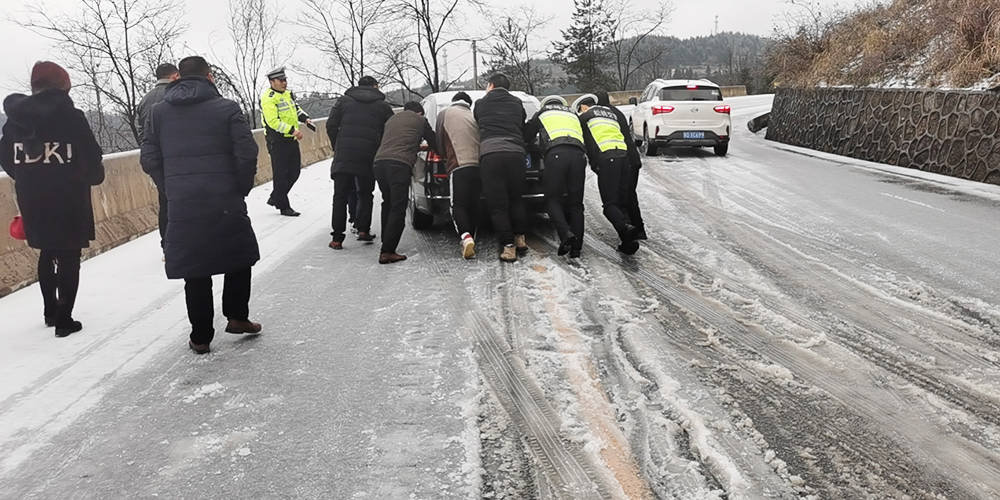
left=524, top=95, right=588, bottom=258
left=261, top=66, right=312, bottom=216
left=575, top=93, right=643, bottom=255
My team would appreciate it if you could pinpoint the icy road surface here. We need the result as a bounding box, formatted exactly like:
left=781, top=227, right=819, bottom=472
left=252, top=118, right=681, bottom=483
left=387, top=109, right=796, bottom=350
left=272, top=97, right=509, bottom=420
left=1, top=95, right=999, bottom=498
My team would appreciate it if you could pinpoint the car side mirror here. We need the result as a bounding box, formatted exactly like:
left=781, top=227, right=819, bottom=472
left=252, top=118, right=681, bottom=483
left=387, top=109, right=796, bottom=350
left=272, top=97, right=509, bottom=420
left=628, top=97, right=638, bottom=105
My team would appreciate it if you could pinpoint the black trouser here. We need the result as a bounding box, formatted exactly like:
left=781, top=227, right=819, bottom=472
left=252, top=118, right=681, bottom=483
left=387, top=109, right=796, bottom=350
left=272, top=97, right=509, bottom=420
left=450, top=166, right=480, bottom=238
left=331, top=173, right=375, bottom=242
left=596, top=155, right=635, bottom=240
left=38, top=249, right=81, bottom=324
left=543, top=146, right=587, bottom=244
left=184, top=267, right=252, bottom=345
left=480, top=152, right=527, bottom=247
left=347, top=177, right=359, bottom=227
left=627, top=165, right=644, bottom=229
left=267, top=137, right=302, bottom=210
left=157, top=187, right=168, bottom=248
left=374, top=160, right=411, bottom=254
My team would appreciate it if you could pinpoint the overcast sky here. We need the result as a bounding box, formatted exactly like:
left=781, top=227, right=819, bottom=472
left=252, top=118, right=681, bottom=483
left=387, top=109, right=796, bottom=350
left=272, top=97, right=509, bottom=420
left=0, top=0, right=865, bottom=96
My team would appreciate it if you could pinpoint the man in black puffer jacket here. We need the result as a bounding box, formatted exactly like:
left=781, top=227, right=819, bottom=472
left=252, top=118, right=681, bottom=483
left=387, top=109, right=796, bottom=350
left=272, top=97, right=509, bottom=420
left=140, top=56, right=262, bottom=355
left=0, top=61, right=104, bottom=338
left=326, top=75, right=394, bottom=249
left=474, top=73, right=528, bottom=262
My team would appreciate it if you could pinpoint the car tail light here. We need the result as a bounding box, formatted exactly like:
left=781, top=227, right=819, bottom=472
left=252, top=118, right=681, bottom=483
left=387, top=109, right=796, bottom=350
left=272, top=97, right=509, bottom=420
left=713, top=105, right=731, bottom=114
left=427, top=151, right=442, bottom=162
left=687, top=84, right=698, bottom=89
left=652, top=105, right=674, bottom=115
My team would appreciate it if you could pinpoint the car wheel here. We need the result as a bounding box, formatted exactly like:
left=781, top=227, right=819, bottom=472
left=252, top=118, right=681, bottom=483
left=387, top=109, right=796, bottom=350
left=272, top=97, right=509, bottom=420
left=410, top=201, right=434, bottom=230
left=714, top=144, right=729, bottom=157
left=644, top=127, right=658, bottom=157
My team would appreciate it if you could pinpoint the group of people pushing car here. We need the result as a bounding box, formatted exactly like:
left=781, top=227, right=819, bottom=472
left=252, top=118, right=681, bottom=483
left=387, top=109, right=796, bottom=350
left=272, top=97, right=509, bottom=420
left=314, top=72, right=646, bottom=265
left=0, top=59, right=645, bottom=353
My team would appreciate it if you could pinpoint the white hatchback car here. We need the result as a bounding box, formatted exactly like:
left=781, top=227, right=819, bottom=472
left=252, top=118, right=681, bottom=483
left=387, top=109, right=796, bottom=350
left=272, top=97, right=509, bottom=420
left=628, top=79, right=731, bottom=157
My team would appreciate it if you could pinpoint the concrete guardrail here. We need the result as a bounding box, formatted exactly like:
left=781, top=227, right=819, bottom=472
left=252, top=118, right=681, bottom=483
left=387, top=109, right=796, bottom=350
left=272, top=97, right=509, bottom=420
left=0, top=118, right=332, bottom=297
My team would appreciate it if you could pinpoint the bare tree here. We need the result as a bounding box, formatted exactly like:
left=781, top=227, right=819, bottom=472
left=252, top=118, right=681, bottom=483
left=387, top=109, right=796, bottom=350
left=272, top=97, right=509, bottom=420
left=381, top=0, right=481, bottom=96
left=298, top=0, right=393, bottom=89
left=486, top=7, right=552, bottom=94
left=220, top=0, right=281, bottom=124
left=605, top=0, right=672, bottom=91
left=22, top=0, right=186, bottom=150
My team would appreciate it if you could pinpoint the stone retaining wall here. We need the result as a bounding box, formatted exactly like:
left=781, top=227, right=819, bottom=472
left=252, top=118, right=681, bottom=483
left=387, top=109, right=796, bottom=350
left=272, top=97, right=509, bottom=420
left=765, top=88, right=1000, bottom=185
left=0, top=118, right=331, bottom=297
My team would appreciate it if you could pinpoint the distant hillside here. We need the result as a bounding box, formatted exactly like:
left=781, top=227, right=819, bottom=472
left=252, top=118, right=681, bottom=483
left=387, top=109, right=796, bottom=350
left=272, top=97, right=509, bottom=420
left=446, top=32, right=771, bottom=95
left=768, top=0, right=1000, bottom=89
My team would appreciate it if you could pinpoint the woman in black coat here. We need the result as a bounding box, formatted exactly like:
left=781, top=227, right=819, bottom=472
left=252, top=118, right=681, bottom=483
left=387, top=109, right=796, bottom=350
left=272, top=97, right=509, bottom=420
left=0, top=62, right=105, bottom=337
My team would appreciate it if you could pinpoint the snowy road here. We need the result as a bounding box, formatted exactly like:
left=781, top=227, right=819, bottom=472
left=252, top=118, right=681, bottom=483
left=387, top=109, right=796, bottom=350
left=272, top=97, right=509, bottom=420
left=2, top=95, right=1000, bottom=498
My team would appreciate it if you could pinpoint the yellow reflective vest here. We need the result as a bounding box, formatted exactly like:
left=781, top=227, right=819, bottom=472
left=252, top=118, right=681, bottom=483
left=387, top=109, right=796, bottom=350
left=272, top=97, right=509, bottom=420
left=261, top=88, right=307, bottom=138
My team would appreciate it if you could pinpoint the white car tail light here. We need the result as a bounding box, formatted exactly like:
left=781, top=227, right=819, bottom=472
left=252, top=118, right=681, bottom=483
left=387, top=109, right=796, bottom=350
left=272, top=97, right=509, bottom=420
left=714, top=104, right=731, bottom=114
left=652, top=105, right=675, bottom=115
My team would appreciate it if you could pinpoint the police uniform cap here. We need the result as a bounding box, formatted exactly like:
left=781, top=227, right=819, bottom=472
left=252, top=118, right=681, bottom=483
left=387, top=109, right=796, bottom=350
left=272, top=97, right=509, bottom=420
left=267, top=67, right=287, bottom=80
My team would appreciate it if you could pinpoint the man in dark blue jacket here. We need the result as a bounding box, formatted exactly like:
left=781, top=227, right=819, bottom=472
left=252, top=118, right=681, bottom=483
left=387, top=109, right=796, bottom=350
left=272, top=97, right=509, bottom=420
left=326, top=75, right=394, bottom=249
left=140, top=56, right=262, bottom=355
left=474, top=73, right=529, bottom=262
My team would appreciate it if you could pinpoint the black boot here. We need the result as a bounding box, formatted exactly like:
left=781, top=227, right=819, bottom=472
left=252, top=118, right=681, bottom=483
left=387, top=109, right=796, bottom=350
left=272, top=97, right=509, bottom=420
left=55, top=319, right=83, bottom=338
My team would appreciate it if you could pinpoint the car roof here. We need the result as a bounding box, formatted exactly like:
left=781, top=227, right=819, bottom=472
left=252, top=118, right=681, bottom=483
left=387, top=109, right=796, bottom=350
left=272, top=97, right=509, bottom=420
left=650, top=79, right=720, bottom=89
left=423, top=90, right=540, bottom=106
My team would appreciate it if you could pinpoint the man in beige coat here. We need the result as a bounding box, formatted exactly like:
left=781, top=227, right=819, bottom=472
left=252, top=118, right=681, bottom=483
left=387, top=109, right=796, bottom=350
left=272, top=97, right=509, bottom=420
left=435, top=92, right=481, bottom=258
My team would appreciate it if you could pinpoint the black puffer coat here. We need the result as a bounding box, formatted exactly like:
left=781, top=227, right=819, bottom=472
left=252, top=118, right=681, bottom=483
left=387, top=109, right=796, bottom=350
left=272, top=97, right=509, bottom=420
left=326, top=86, right=394, bottom=177
left=140, top=76, right=260, bottom=279
left=473, top=88, right=527, bottom=157
left=0, top=90, right=104, bottom=250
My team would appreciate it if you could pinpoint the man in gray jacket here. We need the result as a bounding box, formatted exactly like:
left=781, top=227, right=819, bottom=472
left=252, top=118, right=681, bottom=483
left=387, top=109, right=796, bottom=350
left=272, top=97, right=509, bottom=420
left=372, top=101, right=436, bottom=264
left=137, top=63, right=179, bottom=251
left=436, top=92, right=480, bottom=259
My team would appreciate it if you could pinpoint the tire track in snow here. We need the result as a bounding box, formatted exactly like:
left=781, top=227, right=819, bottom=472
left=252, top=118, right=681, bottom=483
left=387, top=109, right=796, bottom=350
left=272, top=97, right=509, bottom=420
left=562, top=229, right=996, bottom=497
left=413, top=228, right=617, bottom=499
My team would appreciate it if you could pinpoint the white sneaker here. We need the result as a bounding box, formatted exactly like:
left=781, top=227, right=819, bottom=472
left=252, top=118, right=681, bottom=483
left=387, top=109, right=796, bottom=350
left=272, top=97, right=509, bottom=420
left=461, top=236, right=476, bottom=259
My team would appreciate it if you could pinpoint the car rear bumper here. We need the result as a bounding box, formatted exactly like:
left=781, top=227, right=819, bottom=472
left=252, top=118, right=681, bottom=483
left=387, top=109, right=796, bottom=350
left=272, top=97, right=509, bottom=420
left=652, top=131, right=729, bottom=147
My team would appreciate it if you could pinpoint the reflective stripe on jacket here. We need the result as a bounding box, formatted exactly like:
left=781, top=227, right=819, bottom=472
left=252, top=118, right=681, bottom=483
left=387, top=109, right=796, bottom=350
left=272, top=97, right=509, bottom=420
left=260, top=88, right=307, bottom=138
left=585, top=115, right=627, bottom=152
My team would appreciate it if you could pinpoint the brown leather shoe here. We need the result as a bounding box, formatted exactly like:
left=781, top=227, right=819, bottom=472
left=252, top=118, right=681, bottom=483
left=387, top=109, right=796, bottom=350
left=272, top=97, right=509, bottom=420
left=225, top=319, right=262, bottom=335
left=499, top=245, right=518, bottom=262
left=188, top=340, right=211, bottom=354
left=357, top=232, right=376, bottom=242
left=379, top=252, right=407, bottom=264
left=514, top=234, right=529, bottom=255
left=329, top=240, right=343, bottom=250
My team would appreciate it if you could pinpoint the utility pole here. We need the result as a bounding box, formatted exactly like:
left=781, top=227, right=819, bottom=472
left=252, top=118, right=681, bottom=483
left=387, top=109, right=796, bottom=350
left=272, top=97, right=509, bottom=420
left=714, top=15, right=719, bottom=35
left=443, top=48, right=449, bottom=85
left=472, top=40, right=479, bottom=89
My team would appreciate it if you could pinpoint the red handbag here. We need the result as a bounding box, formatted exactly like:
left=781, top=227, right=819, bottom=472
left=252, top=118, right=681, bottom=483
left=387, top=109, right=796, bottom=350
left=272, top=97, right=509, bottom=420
left=9, top=215, right=26, bottom=240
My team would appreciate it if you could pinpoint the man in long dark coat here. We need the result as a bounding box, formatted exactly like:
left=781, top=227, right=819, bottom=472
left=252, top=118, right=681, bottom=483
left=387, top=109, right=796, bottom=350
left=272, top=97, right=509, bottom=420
left=140, top=56, right=262, bottom=355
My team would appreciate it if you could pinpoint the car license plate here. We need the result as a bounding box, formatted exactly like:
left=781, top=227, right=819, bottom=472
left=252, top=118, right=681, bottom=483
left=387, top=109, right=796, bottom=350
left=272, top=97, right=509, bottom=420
left=683, top=131, right=705, bottom=139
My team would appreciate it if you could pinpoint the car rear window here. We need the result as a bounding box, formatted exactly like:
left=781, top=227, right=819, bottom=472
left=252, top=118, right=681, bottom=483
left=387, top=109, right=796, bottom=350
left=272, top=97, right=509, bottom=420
left=659, top=86, right=722, bottom=101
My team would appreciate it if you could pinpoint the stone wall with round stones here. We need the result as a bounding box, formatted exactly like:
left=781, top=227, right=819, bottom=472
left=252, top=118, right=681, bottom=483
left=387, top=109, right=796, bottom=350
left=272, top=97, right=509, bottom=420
left=765, top=88, right=1000, bottom=185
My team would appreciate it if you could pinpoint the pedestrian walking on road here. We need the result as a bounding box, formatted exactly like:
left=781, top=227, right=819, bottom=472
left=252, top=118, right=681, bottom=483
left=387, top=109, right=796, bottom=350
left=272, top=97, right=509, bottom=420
left=475, top=74, right=529, bottom=262
left=372, top=101, right=437, bottom=264
left=261, top=66, right=312, bottom=217
left=576, top=94, right=643, bottom=255
left=524, top=95, right=588, bottom=258
left=0, top=61, right=105, bottom=337
left=140, top=56, right=262, bottom=355
left=326, top=75, right=394, bottom=249
left=436, top=92, right=481, bottom=259
left=595, top=90, right=646, bottom=240
left=138, top=63, right=180, bottom=251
